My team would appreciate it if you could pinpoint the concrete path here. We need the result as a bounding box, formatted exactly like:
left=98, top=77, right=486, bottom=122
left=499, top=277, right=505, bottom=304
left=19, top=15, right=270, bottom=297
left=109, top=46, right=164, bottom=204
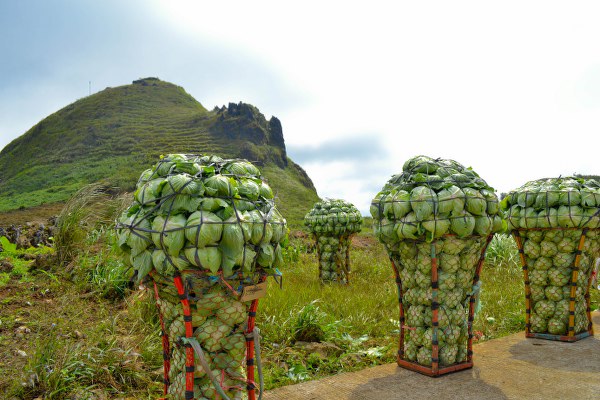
left=264, top=312, right=600, bottom=400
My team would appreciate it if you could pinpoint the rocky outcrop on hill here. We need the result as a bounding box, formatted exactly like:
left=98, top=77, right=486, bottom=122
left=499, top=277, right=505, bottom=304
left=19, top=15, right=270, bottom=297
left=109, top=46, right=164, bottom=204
left=211, top=102, right=288, bottom=167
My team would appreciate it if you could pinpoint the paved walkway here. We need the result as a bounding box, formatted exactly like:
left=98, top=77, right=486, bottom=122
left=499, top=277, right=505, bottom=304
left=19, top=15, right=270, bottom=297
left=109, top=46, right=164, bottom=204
left=264, top=311, right=600, bottom=400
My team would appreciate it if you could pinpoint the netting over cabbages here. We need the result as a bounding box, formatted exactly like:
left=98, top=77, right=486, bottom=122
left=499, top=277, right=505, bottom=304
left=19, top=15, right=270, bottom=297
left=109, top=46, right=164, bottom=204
left=501, top=177, right=600, bottom=341
left=304, top=199, right=362, bottom=284
left=116, top=154, right=287, bottom=400
left=370, top=155, right=504, bottom=376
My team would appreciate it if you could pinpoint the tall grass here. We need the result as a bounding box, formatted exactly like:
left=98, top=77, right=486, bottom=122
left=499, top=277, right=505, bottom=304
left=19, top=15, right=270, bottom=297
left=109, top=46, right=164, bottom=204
left=485, top=233, right=519, bottom=266
left=52, top=184, right=132, bottom=299
left=17, top=326, right=160, bottom=399
left=54, top=183, right=113, bottom=266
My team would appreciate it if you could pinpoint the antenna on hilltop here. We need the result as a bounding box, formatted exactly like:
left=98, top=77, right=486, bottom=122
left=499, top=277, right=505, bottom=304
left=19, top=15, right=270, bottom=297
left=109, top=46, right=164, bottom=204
left=89, top=81, right=91, bottom=96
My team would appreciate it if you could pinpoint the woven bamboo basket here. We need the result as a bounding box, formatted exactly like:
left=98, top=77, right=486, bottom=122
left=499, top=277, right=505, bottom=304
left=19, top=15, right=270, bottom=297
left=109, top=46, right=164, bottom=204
left=151, top=270, right=268, bottom=399
left=390, top=234, right=493, bottom=376
left=511, top=227, right=597, bottom=342
left=313, top=233, right=353, bottom=284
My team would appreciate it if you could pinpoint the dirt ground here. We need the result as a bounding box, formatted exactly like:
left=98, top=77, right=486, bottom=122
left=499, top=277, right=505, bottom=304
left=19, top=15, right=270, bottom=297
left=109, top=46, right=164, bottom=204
left=0, top=203, right=64, bottom=226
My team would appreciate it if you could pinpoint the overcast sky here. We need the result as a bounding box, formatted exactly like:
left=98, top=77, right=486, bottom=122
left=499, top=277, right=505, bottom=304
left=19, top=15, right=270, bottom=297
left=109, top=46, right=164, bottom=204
left=2, top=1, right=600, bottom=214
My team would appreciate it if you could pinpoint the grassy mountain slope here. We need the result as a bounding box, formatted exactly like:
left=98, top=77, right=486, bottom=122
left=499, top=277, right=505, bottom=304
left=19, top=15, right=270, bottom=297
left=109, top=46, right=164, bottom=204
left=0, top=78, right=318, bottom=226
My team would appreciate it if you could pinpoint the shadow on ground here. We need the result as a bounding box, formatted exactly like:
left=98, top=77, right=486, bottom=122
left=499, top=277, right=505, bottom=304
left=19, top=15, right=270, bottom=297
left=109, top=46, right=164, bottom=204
left=508, top=336, right=600, bottom=373
left=349, top=366, right=508, bottom=400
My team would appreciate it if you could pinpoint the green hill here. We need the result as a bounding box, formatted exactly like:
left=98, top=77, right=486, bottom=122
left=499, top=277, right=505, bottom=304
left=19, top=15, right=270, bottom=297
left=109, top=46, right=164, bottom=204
left=0, top=78, right=318, bottom=226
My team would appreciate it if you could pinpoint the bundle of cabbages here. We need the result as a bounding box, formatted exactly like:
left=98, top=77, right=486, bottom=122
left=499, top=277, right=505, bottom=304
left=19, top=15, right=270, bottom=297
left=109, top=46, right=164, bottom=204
left=116, top=154, right=287, bottom=399
left=304, top=199, right=362, bottom=283
left=370, top=155, right=504, bottom=368
left=501, top=177, right=600, bottom=336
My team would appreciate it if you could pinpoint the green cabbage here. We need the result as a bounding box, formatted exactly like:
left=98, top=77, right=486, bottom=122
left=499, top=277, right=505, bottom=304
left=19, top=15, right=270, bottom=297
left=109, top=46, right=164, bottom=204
left=236, top=246, right=257, bottom=274
left=219, top=217, right=245, bottom=261
left=582, top=208, right=600, bottom=228
left=450, top=210, right=475, bottom=237
left=520, top=207, right=538, bottom=229
left=121, top=213, right=152, bottom=256
left=534, top=190, right=559, bottom=209
left=152, top=249, right=188, bottom=274
left=161, top=174, right=202, bottom=196
left=269, top=209, right=287, bottom=243
left=151, top=214, right=187, bottom=256
left=557, top=205, right=583, bottom=228
left=410, top=186, right=437, bottom=221
left=131, top=250, right=153, bottom=283
left=536, top=208, right=558, bottom=228
left=396, top=212, right=420, bottom=240
left=237, top=178, right=260, bottom=201
left=474, top=215, right=493, bottom=236
left=463, top=188, right=487, bottom=216
left=200, top=197, right=229, bottom=212
left=259, top=182, right=274, bottom=199
left=204, top=175, right=237, bottom=197
left=558, top=189, right=581, bottom=206
left=391, top=190, right=412, bottom=219
left=184, top=211, right=223, bottom=248
left=159, top=194, right=202, bottom=214
left=248, top=210, right=273, bottom=245
left=134, top=178, right=165, bottom=205
left=437, top=185, right=465, bottom=215
left=580, top=189, right=600, bottom=208
left=422, top=216, right=450, bottom=240
left=184, top=246, right=222, bottom=273
left=257, top=244, right=275, bottom=268
left=223, top=161, right=260, bottom=177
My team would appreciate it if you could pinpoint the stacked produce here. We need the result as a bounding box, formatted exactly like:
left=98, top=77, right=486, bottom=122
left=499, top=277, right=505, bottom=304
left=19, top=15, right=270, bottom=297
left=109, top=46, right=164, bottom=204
left=116, top=154, right=287, bottom=399
left=370, top=155, right=503, bottom=373
left=304, top=199, right=362, bottom=283
left=501, top=177, right=600, bottom=338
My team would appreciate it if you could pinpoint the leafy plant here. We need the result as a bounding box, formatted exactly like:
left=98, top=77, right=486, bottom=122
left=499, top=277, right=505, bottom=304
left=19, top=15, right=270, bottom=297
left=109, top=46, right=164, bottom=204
left=0, top=236, right=17, bottom=253
left=292, top=300, right=327, bottom=343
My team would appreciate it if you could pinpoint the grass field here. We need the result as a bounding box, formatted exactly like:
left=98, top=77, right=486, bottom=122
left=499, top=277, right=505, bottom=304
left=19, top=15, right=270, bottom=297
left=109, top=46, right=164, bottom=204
left=0, top=224, right=598, bottom=398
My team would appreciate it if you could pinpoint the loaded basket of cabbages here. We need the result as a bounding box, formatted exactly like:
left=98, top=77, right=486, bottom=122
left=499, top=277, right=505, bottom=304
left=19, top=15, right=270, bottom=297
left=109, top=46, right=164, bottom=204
left=371, top=155, right=504, bottom=377
left=502, top=176, right=600, bottom=342
left=116, top=154, right=287, bottom=400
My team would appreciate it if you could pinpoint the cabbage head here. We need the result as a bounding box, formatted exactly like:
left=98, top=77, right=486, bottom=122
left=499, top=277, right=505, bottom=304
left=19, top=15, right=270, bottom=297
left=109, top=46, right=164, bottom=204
left=437, top=185, right=464, bottom=215
left=557, top=205, right=583, bottom=228
left=184, top=211, right=223, bottom=248
left=396, top=212, right=420, bottom=240
left=204, top=175, right=237, bottom=197
left=474, top=215, right=493, bottom=236
left=580, top=189, right=600, bottom=208
left=410, top=186, right=437, bottom=221
left=533, top=189, right=556, bottom=209
left=134, top=178, right=165, bottom=205
left=461, top=188, right=486, bottom=216
left=558, top=189, right=581, bottom=206
left=536, top=208, right=558, bottom=228
left=422, top=216, right=450, bottom=240
left=151, top=214, right=187, bottom=256
left=520, top=207, right=538, bottom=229
left=219, top=217, right=245, bottom=261
left=184, top=247, right=222, bottom=273
left=450, top=210, right=475, bottom=237
left=391, top=190, right=412, bottom=219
